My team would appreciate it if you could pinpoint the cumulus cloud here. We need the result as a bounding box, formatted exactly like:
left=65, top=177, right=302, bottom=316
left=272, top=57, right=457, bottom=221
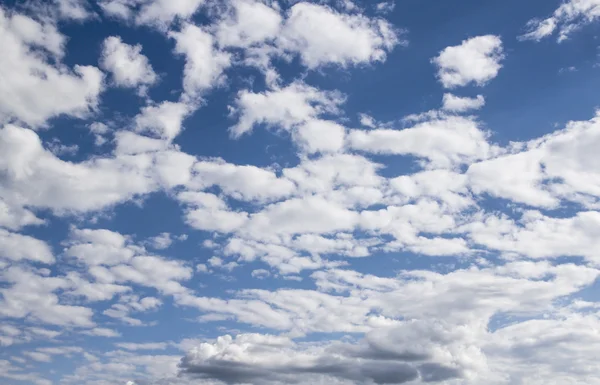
left=170, top=23, right=231, bottom=98
left=0, top=8, right=104, bottom=127
left=2, top=2, right=600, bottom=385
left=229, top=81, right=345, bottom=138
left=432, top=35, right=504, bottom=88
left=0, top=124, right=195, bottom=214
left=0, top=229, right=54, bottom=263
left=99, top=0, right=205, bottom=28
left=215, top=0, right=282, bottom=49
left=134, top=101, right=192, bottom=140
left=179, top=332, right=459, bottom=384
left=100, top=36, right=157, bottom=89
left=519, top=0, right=600, bottom=42
left=468, top=111, right=600, bottom=208
left=442, top=93, right=485, bottom=112
left=277, top=3, right=400, bottom=69
left=347, top=115, right=494, bottom=168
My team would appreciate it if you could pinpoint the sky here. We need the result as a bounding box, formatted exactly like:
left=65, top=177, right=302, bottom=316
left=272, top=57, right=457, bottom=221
left=1, top=0, right=600, bottom=384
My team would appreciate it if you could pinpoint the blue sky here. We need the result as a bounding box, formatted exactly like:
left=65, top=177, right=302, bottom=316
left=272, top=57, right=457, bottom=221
left=2, top=0, right=600, bottom=384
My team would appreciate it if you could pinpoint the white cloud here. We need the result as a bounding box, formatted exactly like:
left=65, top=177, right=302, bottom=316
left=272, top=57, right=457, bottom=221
left=229, top=81, right=345, bottom=138
left=519, top=0, right=600, bottom=42
left=348, top=115, right=494, bottom=168
left=103, top=295, right=163, bottom=326
left=54, top=0, right=94, bottom=21
left=0, top=266, right=95, bottom=327
left=64, top=228, right=135, bottom=266
left=186, top=159, right=295, bottom=202
left=293, top=119, right=346, bottom=154
left=0, top=124, right=196, bottom=214
left=215, top=0, right=282, bottom=48
left=134, top=101, right=192, bottom=140
left=169, top=23, right=231, bottom=98
left=0, top=8, right=104, bottom=127
left=442, top=93, right=485, bottom=112
left=0, top=229, right=54, bottom=263
left=432, top=35, right=504, bottom=88
left=0, top=199, right=44, bottom=230
left=251, top=269, right=270, bottom=279
left=99, top=0, right=205, bottom=28
left=116, top=342, right=168, bottom=351
left=278, top=3, right=399, bottom=69
left=468, top=111, right=600, bottom=208
left=467, top=210, right=600, bottom=264
left=147, top=232, right=174, bottom=250
left=82, top=327, right=121, bottom=337
left=178, top=191, right=249, bottom=233
left=100, top=36, right=157, bottom=89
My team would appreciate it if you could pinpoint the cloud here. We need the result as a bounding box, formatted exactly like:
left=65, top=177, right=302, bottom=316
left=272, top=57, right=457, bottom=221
left=99, top=0, right=205, bottom=28
left=0, top=266, right=95, bottom=327
left=0, top=124, right=195, bottom=214
left=229, top=81, right=345, bottom=138
left=180, top=332, right=451, bottom=384
left=215, top=0, right=282, bottom=49
left=103, top=295, right=163, bottom=326
left=54, top=0, right=94, bottom=21
left=432, top=35, right=504, bottom=88
left=82, top=328, right=121, bottom=337
left=0, top=229, right=54, bottom=263
left=134, top=101, right=192, bottom=140
left=170, top=23, right=231, bottom=98
left=347, top=115, right=494, bottom=168
left=0, top=8, right=104, bottom=127
left=278, top=3, right=400, bottom=69
left=467, top=111, right=600, bottom=208
left=442, top=93, right=485, bottom=112
left=186, top=158, right=295, bottom=202
left=100, top=36, right=158, bottom=89
left=3, top=2, right=600, bottom=384
left=519, top=0, right=600, bottom=42
left=116, top=342, right=169, bottom=351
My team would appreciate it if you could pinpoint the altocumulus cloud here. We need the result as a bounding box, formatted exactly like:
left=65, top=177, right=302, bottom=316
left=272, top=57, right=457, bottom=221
left=1, top=1, right=600, bottom=385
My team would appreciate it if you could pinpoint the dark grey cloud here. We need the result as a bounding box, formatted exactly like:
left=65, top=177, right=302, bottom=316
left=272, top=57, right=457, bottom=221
left=179, top=327, right=463, bottom=385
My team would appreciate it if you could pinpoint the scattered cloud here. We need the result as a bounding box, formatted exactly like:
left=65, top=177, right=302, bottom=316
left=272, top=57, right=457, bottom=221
left=432, top=35, right=504, bottom=88
left=520, top=0, right=600, bottom=42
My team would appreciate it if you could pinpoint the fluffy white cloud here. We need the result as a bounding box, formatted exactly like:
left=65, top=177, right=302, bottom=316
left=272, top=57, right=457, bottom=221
left=0, top=229, right=53, bottom=263
left=432, top=35, right=504, bottom=88
left=170, top=23, right=231, bottom=98
left=64, top=0, right=94, bottom=18
left=0, top=267, right=95, bottom=327
left=0, top=8, right=104, bottom=127
left=442, top=93, right=485, bottom=112
left=467, top=210, right=600, bottom=263
left=348, top=115, right=494, bottom=168
left=103, top=295, right=162, bottom=326
left=100, top=36, right=157, bottom=88
left=178, top=191, right=249, bottom=233
left=99, top=0, right=205, bottom=28
left=520, top=0, right=600, bottom=42
left=186, top=159, right=295, bottom=202
left=215, top=0, right=282, bottom=48
left=134, top=101, right=192, bottom=140
left=468, top=111, right=600, bottom=208
left=293, top=120, right=346, bottom=154
left=229, top=82, right=345, bottom=137
left=116, top=342, right=169, bottom=351
left=0, top=124, right=196, bottom=214
left=0, top=198, right=44, bottom=230
left=278, top=3, right=399, bottom=69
